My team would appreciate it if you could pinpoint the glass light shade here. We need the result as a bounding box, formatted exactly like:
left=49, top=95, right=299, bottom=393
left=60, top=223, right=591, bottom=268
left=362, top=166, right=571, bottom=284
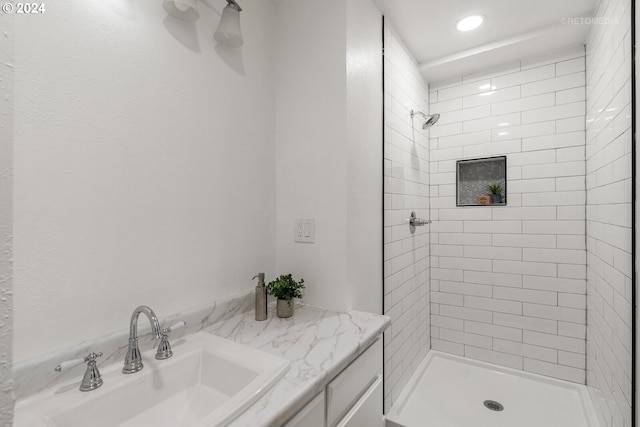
left=163, top=0, right=199, bottom=22
left=214, top=4, right=244, bottom=47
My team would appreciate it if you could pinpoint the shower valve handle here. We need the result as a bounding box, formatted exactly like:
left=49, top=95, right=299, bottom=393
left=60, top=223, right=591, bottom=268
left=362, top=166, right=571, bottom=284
left=409, top=211, right=431, bottom=227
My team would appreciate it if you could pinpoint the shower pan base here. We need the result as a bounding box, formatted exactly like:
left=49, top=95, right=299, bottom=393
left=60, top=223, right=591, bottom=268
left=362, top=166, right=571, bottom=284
left=385, top=350, right=600, bottom=427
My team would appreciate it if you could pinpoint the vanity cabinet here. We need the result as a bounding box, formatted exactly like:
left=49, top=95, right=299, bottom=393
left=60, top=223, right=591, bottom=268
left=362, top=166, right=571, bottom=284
left=283, top=392, right=325, bottom=427
left=335, top=376, right=383, bottom=427
left=284, top=337, right=383, bottom=427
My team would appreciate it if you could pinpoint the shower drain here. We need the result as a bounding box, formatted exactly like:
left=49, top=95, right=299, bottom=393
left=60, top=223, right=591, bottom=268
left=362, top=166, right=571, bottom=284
left=483, top=400, right=504, bottom=412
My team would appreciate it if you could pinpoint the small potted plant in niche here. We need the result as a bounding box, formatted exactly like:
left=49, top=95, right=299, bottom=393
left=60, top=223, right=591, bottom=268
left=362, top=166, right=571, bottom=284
left=488, top=183, right=502, bottom=204
left=266, top=274, right=305, bottom=318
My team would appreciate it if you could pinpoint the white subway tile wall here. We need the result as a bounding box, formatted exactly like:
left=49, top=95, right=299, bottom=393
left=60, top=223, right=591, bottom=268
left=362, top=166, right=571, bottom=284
left=383, top=24, right=430, bottom=412
left=585, top=0, right=633, bottom=426
left=428, top=48, right=588, bottom=383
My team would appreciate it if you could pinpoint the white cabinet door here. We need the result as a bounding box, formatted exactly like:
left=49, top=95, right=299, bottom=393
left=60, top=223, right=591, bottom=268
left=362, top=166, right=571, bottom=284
left=335, top=375, right=383, bottom=427
left=284, top=392, right=325, bottom=427
left=327, top=338, right=382, bottom=426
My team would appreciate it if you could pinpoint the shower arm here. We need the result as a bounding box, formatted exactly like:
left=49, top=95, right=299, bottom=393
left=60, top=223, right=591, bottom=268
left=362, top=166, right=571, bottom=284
left=410, top=110, right=428, bottom=120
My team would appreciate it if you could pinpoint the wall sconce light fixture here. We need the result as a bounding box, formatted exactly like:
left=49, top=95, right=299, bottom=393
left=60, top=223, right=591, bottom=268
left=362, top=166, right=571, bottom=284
left=214, top=0, right=244, bottom=47
left=163, top=0, right=200, bottom=22
left=163, top=0, right=244, bottom=48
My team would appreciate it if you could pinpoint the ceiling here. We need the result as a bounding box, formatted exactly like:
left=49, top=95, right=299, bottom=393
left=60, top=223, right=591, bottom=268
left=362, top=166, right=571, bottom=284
left=373, top=0, right=598, bottom=83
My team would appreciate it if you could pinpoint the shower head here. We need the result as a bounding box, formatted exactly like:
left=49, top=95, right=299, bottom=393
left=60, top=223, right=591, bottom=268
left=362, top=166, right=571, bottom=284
left=422, top=113, right=440, bottom=129
left=410, top=110, right=440, bottom=129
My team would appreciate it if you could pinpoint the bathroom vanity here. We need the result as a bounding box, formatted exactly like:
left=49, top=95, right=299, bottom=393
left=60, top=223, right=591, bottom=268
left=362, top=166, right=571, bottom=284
left=12, top=293, right=389, bottom=427
left=284, top=338, right=383, bottom=427
left=208, top=303, right=388, bottom=427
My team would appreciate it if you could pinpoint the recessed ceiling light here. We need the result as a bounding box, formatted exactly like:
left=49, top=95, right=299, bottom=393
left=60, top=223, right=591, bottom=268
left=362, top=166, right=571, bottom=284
left=456, top=15, right=484, bottom=32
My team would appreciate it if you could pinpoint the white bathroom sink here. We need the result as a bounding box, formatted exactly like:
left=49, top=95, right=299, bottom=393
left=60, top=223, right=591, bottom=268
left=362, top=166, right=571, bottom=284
left=14, top=332, right=290, bottom=427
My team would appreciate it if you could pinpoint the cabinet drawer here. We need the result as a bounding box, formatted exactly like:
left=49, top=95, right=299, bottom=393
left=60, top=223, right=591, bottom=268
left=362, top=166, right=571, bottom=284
left=336, top=375, right=383, bottom=427
left=326, top=338, right=382, bottom=427
left=284, top=392, right=325, bottom=427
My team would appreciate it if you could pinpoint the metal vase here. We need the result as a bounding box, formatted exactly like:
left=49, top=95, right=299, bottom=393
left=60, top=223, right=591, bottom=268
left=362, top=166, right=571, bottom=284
left=276, top=299, right=294, bottom=318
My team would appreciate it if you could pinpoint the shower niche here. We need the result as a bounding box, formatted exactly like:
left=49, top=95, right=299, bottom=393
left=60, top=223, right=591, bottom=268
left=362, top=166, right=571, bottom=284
left=456, top=156, right=506, bottom=206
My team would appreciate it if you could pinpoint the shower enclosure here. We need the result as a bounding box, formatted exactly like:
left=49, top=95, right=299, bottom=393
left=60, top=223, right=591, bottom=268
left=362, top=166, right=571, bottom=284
left=382, top=1, right=634, bottom=425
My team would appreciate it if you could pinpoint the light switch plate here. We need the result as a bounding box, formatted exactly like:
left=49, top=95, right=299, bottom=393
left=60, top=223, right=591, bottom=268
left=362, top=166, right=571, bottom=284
left=295, top=218, right=315, bottom=243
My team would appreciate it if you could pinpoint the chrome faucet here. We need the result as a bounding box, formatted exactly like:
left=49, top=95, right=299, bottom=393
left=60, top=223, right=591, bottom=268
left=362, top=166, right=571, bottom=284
left=55, top=351, right=104, bottom=392
left=122, top=305, right=162, bottom=374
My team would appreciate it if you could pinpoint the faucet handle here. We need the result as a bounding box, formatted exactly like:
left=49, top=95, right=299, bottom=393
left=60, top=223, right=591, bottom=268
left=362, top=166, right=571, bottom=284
left=166, top=320, right=186, bottom=333
left=155, top=321, right=187, bottom=360
left=408, top=211, right=431, bottom=227
left=55, top=357, right=86, bottom=372
left=55, top=352, right=104, bottom=392
left=55, top=352, right=103, bottom=372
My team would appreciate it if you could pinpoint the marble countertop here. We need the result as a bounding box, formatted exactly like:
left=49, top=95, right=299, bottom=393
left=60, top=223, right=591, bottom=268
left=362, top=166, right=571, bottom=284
left=205, top=304, right=390, bottom=427
left=13, top=294, right=389, bottom=427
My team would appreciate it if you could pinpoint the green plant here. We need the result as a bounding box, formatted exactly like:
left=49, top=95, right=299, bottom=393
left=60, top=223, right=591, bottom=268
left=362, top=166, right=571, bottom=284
left=266, top=274, right=305, bottom=306
left=488, top=183, right=502, bottom=195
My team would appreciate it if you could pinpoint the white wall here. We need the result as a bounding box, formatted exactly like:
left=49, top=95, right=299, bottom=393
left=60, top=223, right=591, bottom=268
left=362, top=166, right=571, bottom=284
left=275, top=0, right=347, bottom=312
left=0, top=10, right=14, bottom=426
left=585, top=0, right=633, bottom=425
left=382, top=23, right=430, bottom=411
left=346, top=0, right=384, bottom=315
left=428, top=47, right=588, bottom=384
left=275, top=0, right=382, bottom=314
left=13, top=0, right=278, bottom=361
